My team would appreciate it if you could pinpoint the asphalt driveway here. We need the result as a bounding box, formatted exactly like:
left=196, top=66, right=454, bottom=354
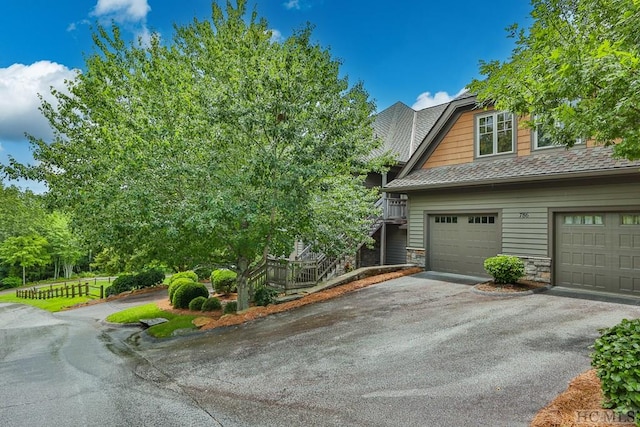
left=134, top=273, right=640, bottom=427
left=2, top=273, right=640, bottom=426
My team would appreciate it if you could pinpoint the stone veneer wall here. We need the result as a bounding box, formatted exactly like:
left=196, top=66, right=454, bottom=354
left=406, top=248, right=426, bottom=267
left=404, top=249, right=550, bottom=283
left=507, top=255, right=552, bottom=284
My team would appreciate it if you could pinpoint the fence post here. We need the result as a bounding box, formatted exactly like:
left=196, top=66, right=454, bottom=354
left=85, top=282, right=89, bottom=296
left=100, top=285, right=104, bottom=299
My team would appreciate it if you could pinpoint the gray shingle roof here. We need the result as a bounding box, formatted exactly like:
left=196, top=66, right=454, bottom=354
left=370, top=101, right=448, bottom=163
left=385, top=145, right=640, bottom=191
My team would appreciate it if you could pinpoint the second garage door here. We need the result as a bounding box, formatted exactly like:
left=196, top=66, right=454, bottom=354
left=429, top=213, right=501, bottom=277
left=556, top=212, right=640, bottom=294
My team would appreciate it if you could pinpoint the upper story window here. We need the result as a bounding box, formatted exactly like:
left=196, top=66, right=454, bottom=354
left=476, top=111, right=514, bottom=157
left=534, top=127, right=584, bottom=150
left=533, top=127, right=557, bottom=149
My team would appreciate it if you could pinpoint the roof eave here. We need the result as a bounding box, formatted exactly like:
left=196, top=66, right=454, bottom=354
left=384, top=166, right=640, bottom=193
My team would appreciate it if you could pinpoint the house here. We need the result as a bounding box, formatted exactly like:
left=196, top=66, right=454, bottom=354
left=383, top=93, right=640, bottom=296
left=359, top=101, right=449, bottom=266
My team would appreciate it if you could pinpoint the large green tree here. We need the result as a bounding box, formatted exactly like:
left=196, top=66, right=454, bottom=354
left=469, top=0, right=640, bottom=159
left=44, top=211, right=84, bottom=279
left=0, top=235, right=50, bottom=285
left=5, top=0, right=386, bottom=310
left=0, top=183, right=47, bottom=242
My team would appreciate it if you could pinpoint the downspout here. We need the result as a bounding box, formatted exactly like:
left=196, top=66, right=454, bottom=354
left=380, top=172, right=387, bottom=265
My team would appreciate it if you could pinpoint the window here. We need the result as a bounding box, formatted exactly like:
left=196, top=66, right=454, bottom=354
left=476, top=111, right=514, bottom=157
left=534, top=127, right=584, bottom=150
left=532, top=110, right=585, bottom=150
left=563, top=215, right=603, bottom=225
left=622, top=215, right=640, bottom=225
left=533, top=127, right=559, bottom=149
left=434, top=216, right=458, bottom=224
left=468, top=215, right=496, bottom=224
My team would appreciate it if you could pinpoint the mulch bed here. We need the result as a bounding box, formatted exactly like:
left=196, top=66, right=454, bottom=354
left=531, top=369, right=633, bottom=427
left=475, top=279, right=548, bottom=293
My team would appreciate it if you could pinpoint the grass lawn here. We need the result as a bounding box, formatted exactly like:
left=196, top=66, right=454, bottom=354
left=0, top=294, right=93, bottom=311
left=106, top=303, right=199, bottom=338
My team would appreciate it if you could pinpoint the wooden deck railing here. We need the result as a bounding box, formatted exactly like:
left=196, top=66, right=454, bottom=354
left=384, top=198, right=407, bottom=220
left=248, top=253, right=345, bottom=293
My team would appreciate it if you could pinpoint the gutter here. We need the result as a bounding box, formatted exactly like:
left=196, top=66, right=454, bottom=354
left=384, top=167, right=640, bottom=193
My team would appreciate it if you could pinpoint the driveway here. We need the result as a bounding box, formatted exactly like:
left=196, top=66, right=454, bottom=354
left=2, top=273, right=640, bottom=426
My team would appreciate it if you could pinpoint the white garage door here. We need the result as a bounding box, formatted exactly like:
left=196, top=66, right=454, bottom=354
left=429, top=214, right=500, bottom=277
left=556, top=212, right=640, bottom=294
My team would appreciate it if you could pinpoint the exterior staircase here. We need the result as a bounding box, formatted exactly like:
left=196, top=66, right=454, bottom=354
left=247, top=196, right=406, bottom=294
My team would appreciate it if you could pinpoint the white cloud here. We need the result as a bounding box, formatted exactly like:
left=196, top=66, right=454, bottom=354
left=283, top=0, right=301, bottom=10
left=0, top=61, right=78, bottom=142
left=412, top=88, right=467, bottom=110
left=269, top=29, right=284, bottom=43
left=91, top=0, right=151, bottom=22
left=91, top=0, right=152, bottom=45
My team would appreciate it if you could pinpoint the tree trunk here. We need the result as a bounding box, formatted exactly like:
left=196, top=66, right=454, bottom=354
left=236, top=257, right=250, bottom=311
left=54, top=258, right=60, bottom=280
left=63, top=261, right=73, bottom=279
left=22, top=265, right=26, bottom=286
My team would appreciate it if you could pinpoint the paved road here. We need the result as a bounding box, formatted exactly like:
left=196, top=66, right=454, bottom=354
left=1, top=274, right=640, bottom=426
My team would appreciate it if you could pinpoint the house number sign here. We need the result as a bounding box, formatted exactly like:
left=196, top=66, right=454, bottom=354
left=519, top=212, right=530, bottom=219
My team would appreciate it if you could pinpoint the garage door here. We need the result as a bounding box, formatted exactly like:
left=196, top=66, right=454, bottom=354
left=429, top=214, right=500, bottom=277
left=556, top=212, right=640, bottom=294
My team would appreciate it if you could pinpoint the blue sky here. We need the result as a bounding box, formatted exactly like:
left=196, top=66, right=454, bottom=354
left=0, top=0, right=532, bottom=191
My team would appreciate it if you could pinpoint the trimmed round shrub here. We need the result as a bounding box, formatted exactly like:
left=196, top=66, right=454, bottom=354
left=253, top=285, right=278, bottom=307
left=201, top=297, right=222, bottom=312
left=592, top=318, right=640, bottom=416
left=168, top=271, right=198, bottom=286
left=136, top=268, right=165, bottom=288
left=223, top=300, right=238, bottom=315
left=107, top=274, right=137, bottom=296
left=483, top=255, right=525, bottom=284
left=172, top=282, right=209, bottom=309
left=188, top=296, right=207, bottom=311
left=211, top=269, right=237, bottom=294
left=168, top=277, right=197, bottom=302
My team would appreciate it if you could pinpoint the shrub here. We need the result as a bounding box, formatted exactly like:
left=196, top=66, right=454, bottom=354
left=211, top=269, right=237, bottom=294
left=592, top=318, right=640, bottom=420
left=188, top=296, right=207, bottom=311
left=168, top=277, right=196, bottom=303
left=483, top=255, right=525, bottom=284
left=136, top=268, right=165, bottom=288
left=194, top=266, right=213, bottom=281
left=107, top=274, right=137, bottom=296
left=201, top=297, right=222, bottom=312
left=0, top=276, right=22, bottom=289
left=172, top=282, right=209, bottom=309
left=223, top=300, right=238, bottom=314
left=168, top=271, right=198, bottom=286
left=253, top=285, right=278, bottom=307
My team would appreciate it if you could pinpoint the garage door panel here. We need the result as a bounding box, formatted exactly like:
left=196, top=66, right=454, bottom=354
left=429, top=214, right=499, bottom=277
left=556, top=212, right=640, bottom=295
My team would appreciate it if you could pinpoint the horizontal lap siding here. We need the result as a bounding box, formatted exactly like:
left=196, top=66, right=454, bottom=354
left=407, top=182, right=640, bottom=257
